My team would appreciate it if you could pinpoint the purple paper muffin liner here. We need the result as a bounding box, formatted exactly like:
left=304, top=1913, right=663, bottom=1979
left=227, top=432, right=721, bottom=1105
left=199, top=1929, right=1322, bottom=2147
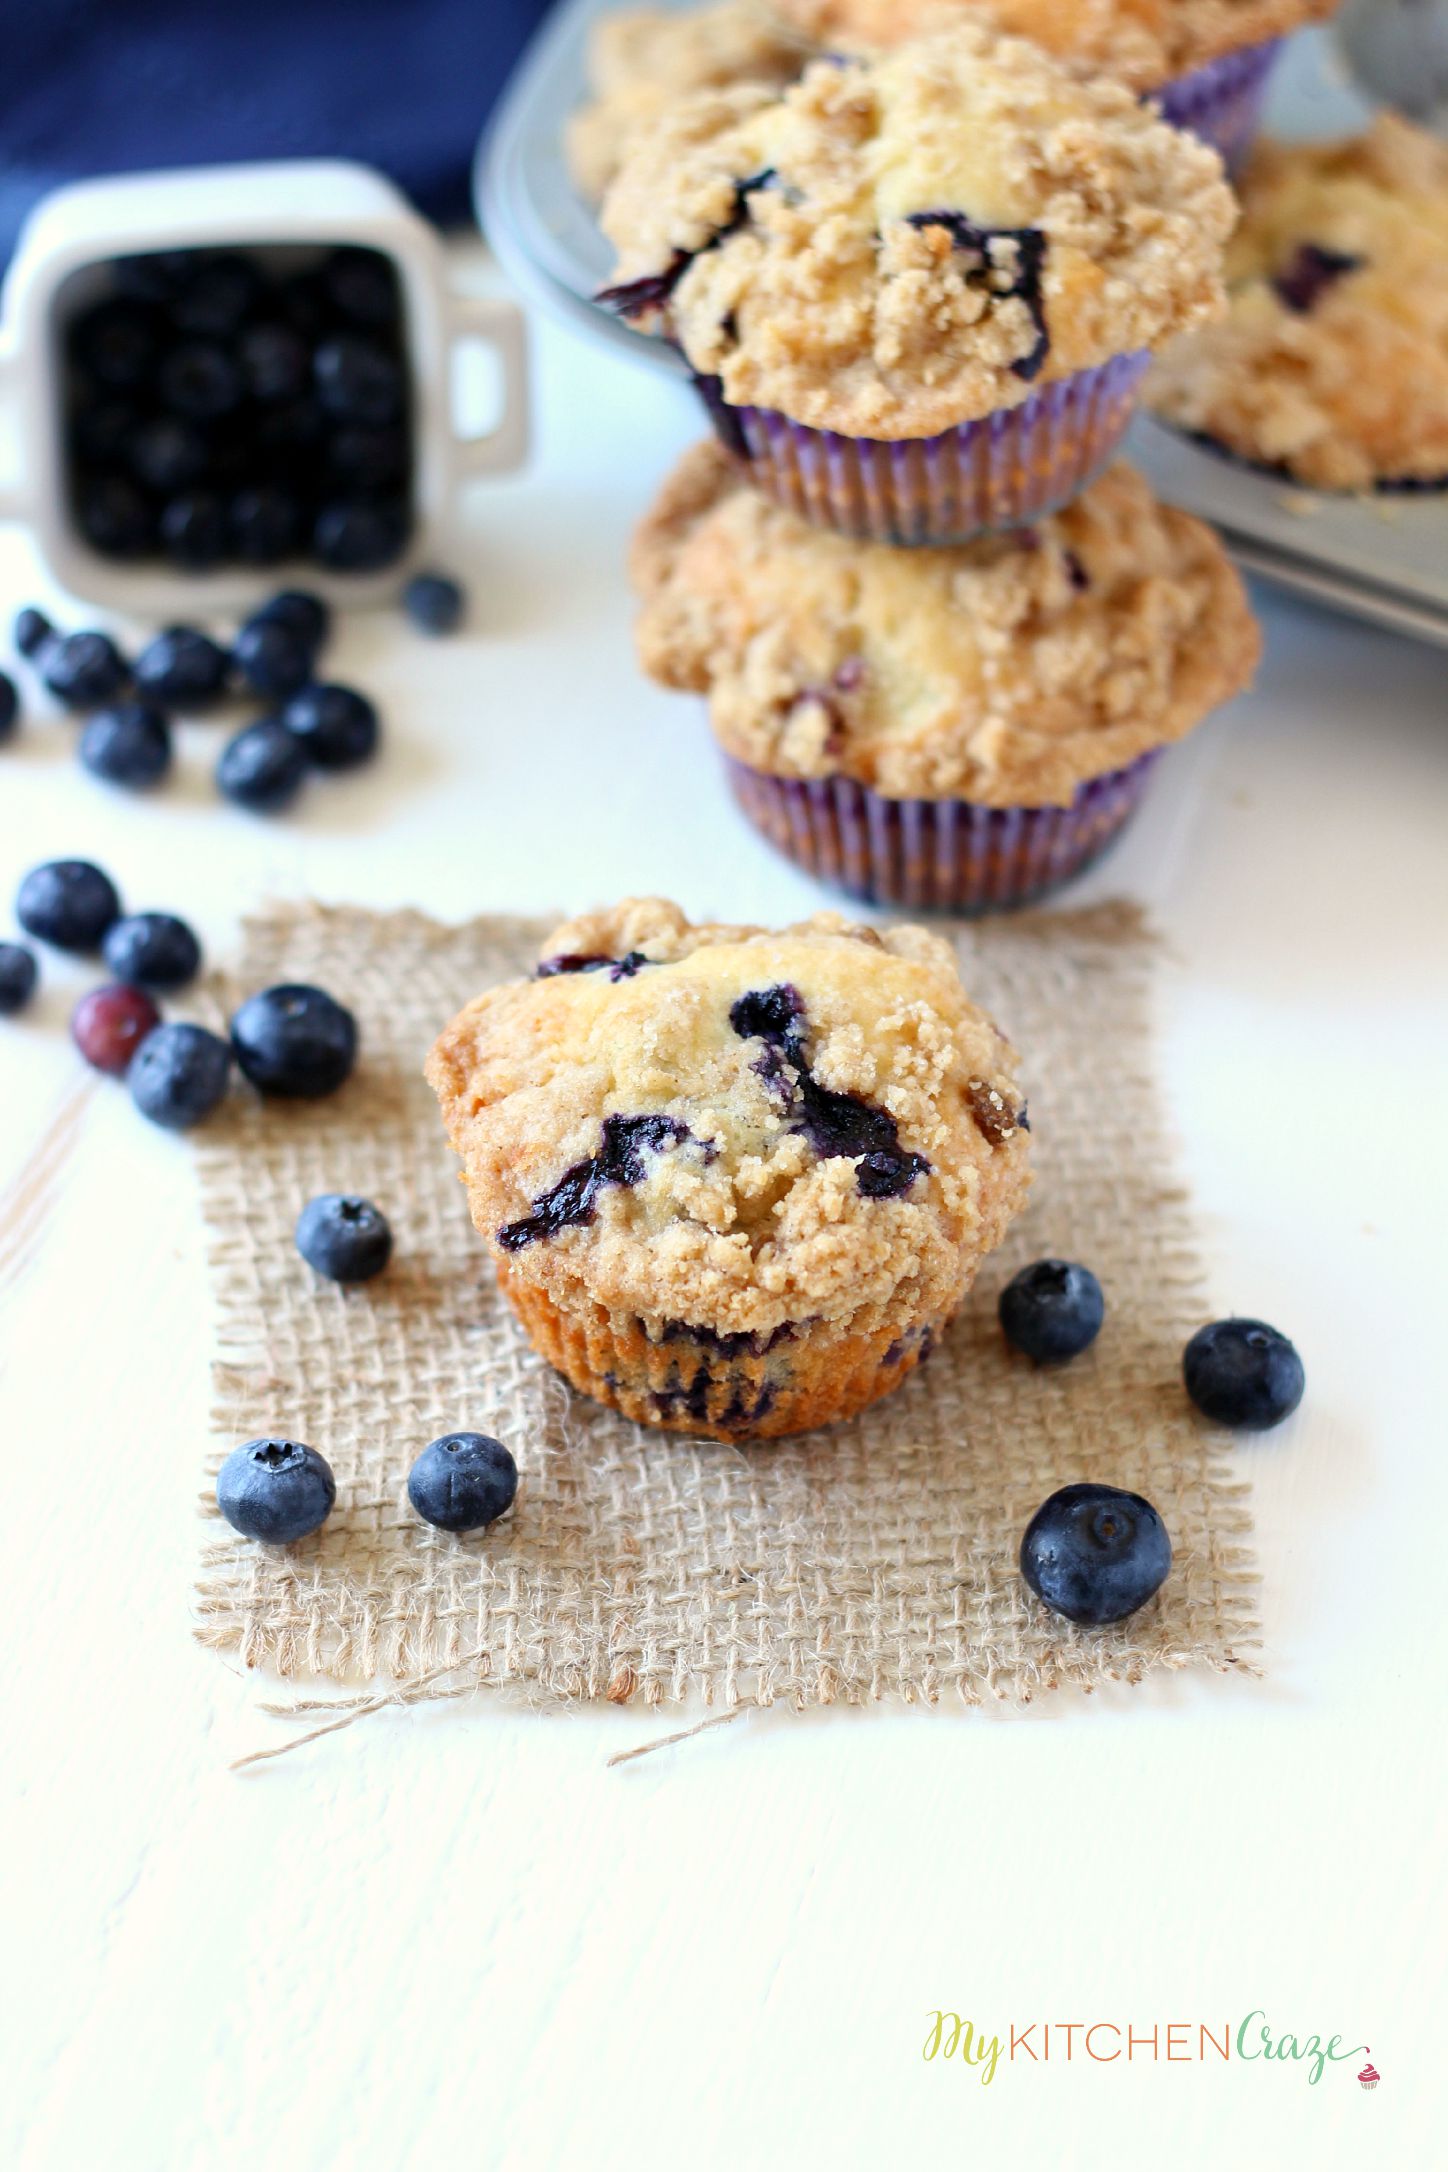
left=1155, top=39, right=1282, bottom=172
left=724, top=751, right=1162, bottom=913
left=692, top=351, right=1151, bottom=547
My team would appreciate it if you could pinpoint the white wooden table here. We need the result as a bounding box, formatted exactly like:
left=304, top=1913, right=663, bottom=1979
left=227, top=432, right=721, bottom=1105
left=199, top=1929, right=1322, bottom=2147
left=4, top=277, right=1445, bottom=2171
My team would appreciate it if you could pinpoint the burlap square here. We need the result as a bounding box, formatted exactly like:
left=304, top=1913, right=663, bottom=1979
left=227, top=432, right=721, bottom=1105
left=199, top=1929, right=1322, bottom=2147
left=193, top=901, right=1258, bottom=1710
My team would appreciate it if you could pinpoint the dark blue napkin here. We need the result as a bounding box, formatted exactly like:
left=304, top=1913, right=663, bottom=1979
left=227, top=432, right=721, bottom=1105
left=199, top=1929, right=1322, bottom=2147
left=0, top=0, right=554, bottom=266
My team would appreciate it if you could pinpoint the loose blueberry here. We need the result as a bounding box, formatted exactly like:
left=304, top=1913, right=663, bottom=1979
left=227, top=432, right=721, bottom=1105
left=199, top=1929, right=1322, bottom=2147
left=227, top=487, right=301, bottom=566
left=70, top=983, right=161, bottom=1075
left=80, top=703, right=172, bottom=790
left=129, top=1021, right=231, bottom=1128
left=215, top=1436, right=335, bottom=1545
left=77, top=476, right=156, bottom=560
left=403, top=572, right=464, bottom=635
left=281, top=683, right=379, bottom=770
left=0, top=941, right=38, bottom=1015
left=41, top=629, right=129, bottom=710
left=159, top=491, right=228, bottom=570
left=133, top=625, right=231, bottom=711
left=102, top=911, right=201, bottom=991
left=312, top=498, right=408, bottom=572
left=231, top=982, right=357, bottom=1098
left=232, top=618, right=312, bottom=700
left=216, top=717, right=308, bottom=813
left=13, top=607, right=53, bottom=659
left=0, top=670, right=17, bottom=743
left=1183, top=1318, right=1305, bottom=1430
left=248, top=589, right=329, bottom=656
left=313, top=335, right=404, bottom=426
left=999, top=1260, right=1105, bottom=1364
left=16, top=859, right=120, bottom=951
left=407, top=1433, right=517, bottom=1533
left=128, top=415, right=207, bottom=495
left=1020, top=1482, right=1172, bottom=1627
left=159, top=340, right=243, bottom=421
left=295, top=1193, right=393, bottom=1283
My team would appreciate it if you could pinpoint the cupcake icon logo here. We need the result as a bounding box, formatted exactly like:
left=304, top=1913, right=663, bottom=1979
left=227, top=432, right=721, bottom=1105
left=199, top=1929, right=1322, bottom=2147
left=1358, top=2053, right=1380, bottom=2092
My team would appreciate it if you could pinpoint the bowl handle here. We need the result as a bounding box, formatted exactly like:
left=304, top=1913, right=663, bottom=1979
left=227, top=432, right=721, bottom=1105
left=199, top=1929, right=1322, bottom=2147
left=445, top=291, right=530, bottom=479
left=0, top=333, right=33, bottom=520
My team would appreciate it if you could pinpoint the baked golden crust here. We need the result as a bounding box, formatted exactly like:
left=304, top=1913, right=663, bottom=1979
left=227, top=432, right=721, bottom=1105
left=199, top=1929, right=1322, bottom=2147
left=1147, top=117, right=1448, bottom=489
left=632, top=440, right=1260, bottom=805
left=566, top=2, right=811, bottom=201
left=770, top=1, right=1335, bottom=89
left=426, top=899, right=1030, bottom=1383
left=599, top=26, right=1234, bottom=436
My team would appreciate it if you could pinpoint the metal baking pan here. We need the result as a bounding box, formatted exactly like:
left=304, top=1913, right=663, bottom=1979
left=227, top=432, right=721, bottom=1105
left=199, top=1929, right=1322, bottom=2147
left=476, top=2, right=1448, bottom=646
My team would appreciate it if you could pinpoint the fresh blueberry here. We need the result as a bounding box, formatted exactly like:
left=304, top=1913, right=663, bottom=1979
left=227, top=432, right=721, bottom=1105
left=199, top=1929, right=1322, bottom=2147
left=102, top=911, right=201, bottom=991
left=312, top=498, right=408, bottom=572
left=238, top=321, right=310, bottom=404
left=159, top=340, right=244, bottom=421
left=231, top=982, right=357, bottom=1098
left=13, top=606, right=53, bottom=659
left=281, top=683, right=379, bottom=770
left=0, top=670, right=17, bottom=742
left=159, top=491, right=228, bottom=570
left=0, top=941, right=38, bottom=1015
left=41, top=629, right=129, bottom=710
left=133, top=625, right=231, bottom=711
left=129, top=1021, right=231, bottom=1128
left=79, top=703, right=172, bottom=790
left=69, top=297, right=161, bottom=389
left=252, top=395, right=327, bottom=468
left=327, top=424, right=409, bottom=488
left=313, top=335, right=404, bottom=426
left=321, top=247, right=401, bottom=330
left=169, top=252, right=261, bottom=339
left=70, top=983, right=161, bottom=1075
left=999, top=1260, right=1105, bottom=1363
left=248, top=589, right=329, bottom=657
left=1183, top=1318, right=1305, bottom=1430
left=403, top=572, right=464, bottom=635
left=77, top=475, right=156, bottom=561
left=215, top=1437, right=335, bottom=1545
left=16, top=858, right=120, bottom=951
left=227, top=487, right=301, bottom=566
left=1021, top=1482, right=1172, bottom=1627
left=232, top=618, right=312, bottom=699
left=71, top=397, right=142, bottom=467
left=295, top=1193, right=393, bottom=1283
left=128, top=415, right=207, bottom=495
left=216, top=717, right=308, bottom=813
left=407, top=1433, right=517, bottom=1533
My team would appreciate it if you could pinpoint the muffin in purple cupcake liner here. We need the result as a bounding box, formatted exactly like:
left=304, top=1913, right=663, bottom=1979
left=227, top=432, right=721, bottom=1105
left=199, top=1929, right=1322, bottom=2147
left=1155, top=39, right=1282, bottom=172
left=692, top=351, right=1151, bottom=548
left=724, top=750, right=1162, bottom=913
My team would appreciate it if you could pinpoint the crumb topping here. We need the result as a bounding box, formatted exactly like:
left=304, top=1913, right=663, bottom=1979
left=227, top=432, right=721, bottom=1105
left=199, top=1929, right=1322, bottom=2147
left=599, top=26, right=1234, bottom=435
left=1147, top=117, right=1448, bottom=489
left=566, top=2, right=811, bottom=200
left=770, top=1, right=1335, bottom=90
left=426, top=899, right=1030, bottom=1337
left=631, top=441, right=1260, bottom=804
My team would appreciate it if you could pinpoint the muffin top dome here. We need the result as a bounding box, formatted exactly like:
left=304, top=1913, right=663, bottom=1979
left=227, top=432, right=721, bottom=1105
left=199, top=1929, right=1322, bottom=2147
left=632, top=441, right=1260, bottom=804
left=426, top=898, right=1029, bottom=1339
left=599, top=25, right=1234, bottom=435
left=769, top=2, right=1334, bottom=92
left=1147, top=117, right=1448, bottom=489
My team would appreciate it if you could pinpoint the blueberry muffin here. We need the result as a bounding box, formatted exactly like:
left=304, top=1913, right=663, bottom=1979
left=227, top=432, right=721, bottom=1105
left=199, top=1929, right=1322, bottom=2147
left=427, top=898, right=1030, bottom=1439
left=567, top=2, right=812, bottom=201
left=599, top=25, right=1234, bottom=544
left=631, top=441, right=1260, bottom=909
left=1148, top=117, right=1448, bottom=489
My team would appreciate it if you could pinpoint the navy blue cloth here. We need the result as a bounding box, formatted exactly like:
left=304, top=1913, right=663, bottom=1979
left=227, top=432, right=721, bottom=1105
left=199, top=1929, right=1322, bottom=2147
left=0, top=0, right=554, bottom=266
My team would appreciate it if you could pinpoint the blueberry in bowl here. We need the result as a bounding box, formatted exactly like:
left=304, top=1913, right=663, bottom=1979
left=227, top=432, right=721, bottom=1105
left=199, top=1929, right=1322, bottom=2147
left=215, top=1436, right=336, bottom=1545
left=1020, top=1482, right=1172, bottom=1627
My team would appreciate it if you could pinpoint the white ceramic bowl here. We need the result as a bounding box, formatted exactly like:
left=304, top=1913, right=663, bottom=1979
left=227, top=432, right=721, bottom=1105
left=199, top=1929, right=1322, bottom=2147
left=0, top=158, right=530, bottom=612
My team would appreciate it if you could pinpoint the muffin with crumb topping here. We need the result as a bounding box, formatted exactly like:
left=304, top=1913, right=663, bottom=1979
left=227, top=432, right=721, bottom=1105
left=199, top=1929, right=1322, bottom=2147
left=427, top=898, right=1030, bottom=1439
left=632, top=441, right=1260, bottom=909
left=770, top=2, right=1338, bottom=167
left=598, top=25, right=1234, bottom=545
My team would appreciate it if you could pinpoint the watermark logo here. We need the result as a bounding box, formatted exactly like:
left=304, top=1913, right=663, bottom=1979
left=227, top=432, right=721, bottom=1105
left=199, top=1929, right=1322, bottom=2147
left=922, top=2010, right=1371, bottom=2087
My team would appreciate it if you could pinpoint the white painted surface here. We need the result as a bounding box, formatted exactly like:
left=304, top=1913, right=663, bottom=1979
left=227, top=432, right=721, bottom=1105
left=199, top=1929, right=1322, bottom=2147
left=3, top=268, right=1445, bottom=2171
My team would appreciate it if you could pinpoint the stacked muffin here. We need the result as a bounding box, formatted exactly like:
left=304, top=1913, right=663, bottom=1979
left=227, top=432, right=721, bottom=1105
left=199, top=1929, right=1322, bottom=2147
left=600, top=24, right=1262, bottom=909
